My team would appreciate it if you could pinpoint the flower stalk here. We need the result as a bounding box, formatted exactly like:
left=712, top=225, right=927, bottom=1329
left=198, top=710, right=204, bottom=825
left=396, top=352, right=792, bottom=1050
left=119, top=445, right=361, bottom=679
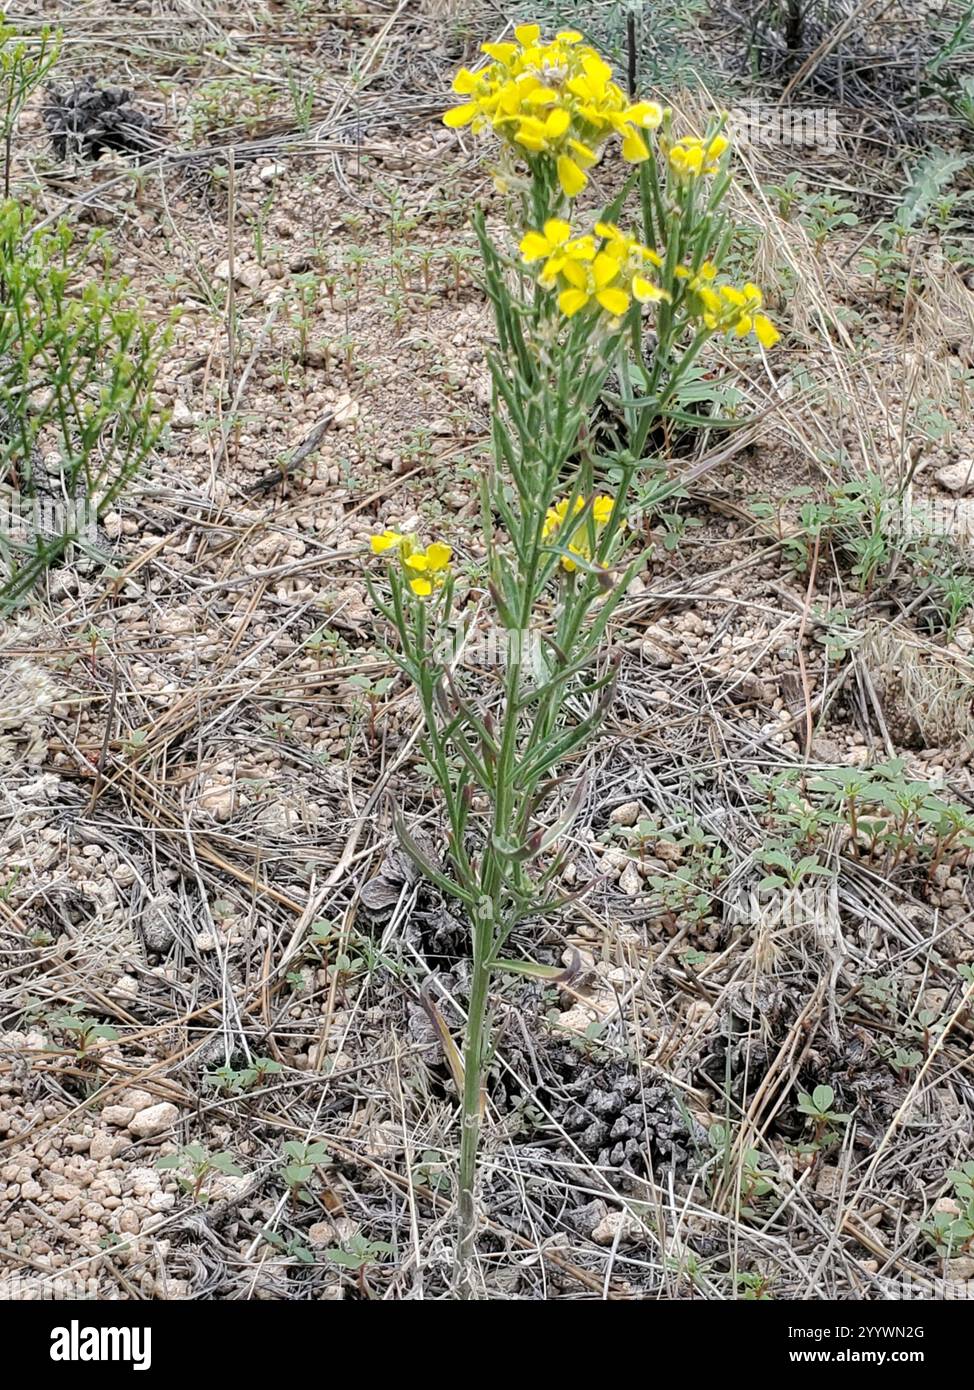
left=367, top=22, right=780, bottom=1293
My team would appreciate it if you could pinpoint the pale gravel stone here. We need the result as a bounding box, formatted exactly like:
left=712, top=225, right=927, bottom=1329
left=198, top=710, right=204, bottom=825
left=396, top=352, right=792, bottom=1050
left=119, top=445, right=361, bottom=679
left=619, top=861, right=642, bottom=897
left=127, top=1102, right=179, bottom=1139
left=101, top=1106, right=135, bottom=1128
left=934, top=460, right=974, bottom=493
left=591, top=1209, right=642, bottom=1246
left=89, top=1132, right=118, bottom=1161
left=171, top=399, right=197, bottom=429
left=118, top=1089, right=154, bottom=1112
left=146, top=1191, right=175, bottom=1212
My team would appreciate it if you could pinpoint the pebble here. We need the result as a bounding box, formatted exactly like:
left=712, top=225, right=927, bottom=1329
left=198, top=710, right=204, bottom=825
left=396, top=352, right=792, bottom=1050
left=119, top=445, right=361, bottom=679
left=368, top=1121, right=403, bottom=1159
left=213, top=258, right=262, bottom=290
left=127, top=1103, right=179, bottom=1139
left=814, top=1165, right=843, bottom=1198
left=102, top=1106, right=135, bottom=1128
left=119, top=1090, right=155, bottom=1112
left=199, top=785, right=236, bottom=821
left=332, top=394, right=359, bottom=426
left=591, top=1209, right=641, bottom=1246
left=934, top=1197, right=961, bottom=1218
left=619, top=861, right=642, bottom=897
left=171, top=399, right=197, bottom=429
left=146, top=1191, right=175, bottom=1213
left=934, top=460, right=974, bottom=494
left=89, top=1132, right=118, bottom=1161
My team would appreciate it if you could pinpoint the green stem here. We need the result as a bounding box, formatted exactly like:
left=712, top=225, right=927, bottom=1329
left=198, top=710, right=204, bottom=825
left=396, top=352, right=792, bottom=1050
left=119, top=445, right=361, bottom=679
left=455, top=457, right=543, bottom=1281
left=456, top=941, right=491, bottom=1289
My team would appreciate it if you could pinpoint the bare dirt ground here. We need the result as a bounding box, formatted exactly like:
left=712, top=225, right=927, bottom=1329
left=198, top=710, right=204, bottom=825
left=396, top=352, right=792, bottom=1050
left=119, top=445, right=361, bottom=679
left=1, top=1, right=973, bottom=1300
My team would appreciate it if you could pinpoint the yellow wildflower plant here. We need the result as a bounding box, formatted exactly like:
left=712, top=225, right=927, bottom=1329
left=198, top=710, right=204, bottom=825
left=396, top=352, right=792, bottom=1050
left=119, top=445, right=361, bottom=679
left=717, top=283, right=781, bottom=348
left=371, top=25, right=788, bottom=1282
left=557, top=252, right=629, bottom=318
left=594, top=222, right=669, bottom=304
left=594, top=221, right=662, bottom=269
left=674, top=260, right=718, bottom=287
left=443, top=23, right=664, bottom=198
left=370, top=529, right=405, bottom=555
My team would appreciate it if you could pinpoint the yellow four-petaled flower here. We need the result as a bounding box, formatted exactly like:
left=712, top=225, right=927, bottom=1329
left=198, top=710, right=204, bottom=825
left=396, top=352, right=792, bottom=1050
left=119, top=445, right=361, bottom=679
left=404, top=541, right=453, bottom=597
left=520, top=218, right=670, bottom=320
left=518, top=219, right=595, bottom=286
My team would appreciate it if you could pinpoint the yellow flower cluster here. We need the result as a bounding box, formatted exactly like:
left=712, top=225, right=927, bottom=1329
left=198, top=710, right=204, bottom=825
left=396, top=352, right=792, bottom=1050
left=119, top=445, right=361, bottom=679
left=542, top=494, right=616, bottom=571
left=371, top=530, right=453, bottom=597
left=677, top=262, right=780, bottom=348
left=664, top=132, right=729, bottom=179
left=444, top=23, right=665, bottom=199
left=717, top=283, right=780, bottom=347
left=520, top=218, right=669, bottom=319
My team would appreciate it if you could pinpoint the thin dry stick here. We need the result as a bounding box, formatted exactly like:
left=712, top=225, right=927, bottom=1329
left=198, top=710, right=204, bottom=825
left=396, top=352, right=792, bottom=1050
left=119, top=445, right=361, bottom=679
left=796, top=531, right=821, bottom=759
left=225, top=144, right=237, bottom=434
